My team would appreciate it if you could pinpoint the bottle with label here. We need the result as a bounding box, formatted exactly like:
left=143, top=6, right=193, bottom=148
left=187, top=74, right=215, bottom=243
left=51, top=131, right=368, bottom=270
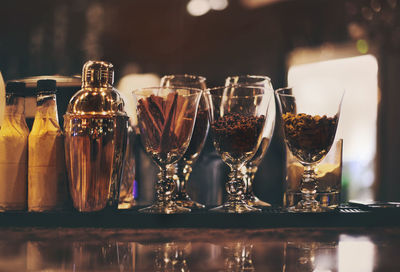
left=0, top=81, right=29, bottom=211
left=0, top=72, right=5, bottom=126
left=28, top=79, right=69, bottom=211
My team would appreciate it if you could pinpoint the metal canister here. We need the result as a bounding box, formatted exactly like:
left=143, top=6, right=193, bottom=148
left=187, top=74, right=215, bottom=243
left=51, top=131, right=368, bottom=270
left=64, top=61, right=128, bottom=212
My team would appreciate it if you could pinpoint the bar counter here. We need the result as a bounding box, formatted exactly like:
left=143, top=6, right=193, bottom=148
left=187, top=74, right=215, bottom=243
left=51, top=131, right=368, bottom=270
left=0, top=205, right=399, bottom=271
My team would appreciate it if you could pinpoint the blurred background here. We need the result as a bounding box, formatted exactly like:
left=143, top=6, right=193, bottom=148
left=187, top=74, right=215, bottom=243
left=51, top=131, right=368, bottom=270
left=0, top=0, right=399, bottom=205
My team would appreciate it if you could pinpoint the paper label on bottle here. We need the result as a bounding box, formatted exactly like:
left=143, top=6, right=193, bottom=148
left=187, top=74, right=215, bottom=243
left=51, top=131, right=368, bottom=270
left=0, top=72, right=5, bottom=127
left=0, top=134, right=28, bottom=209
left=28, top=134, right=68, bottom=210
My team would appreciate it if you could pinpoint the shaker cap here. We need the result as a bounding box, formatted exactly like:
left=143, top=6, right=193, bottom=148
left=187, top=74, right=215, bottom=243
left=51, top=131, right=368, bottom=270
left=82, top=60, right=114, bottom=88
left=65, top=60, right=127, bottom=117
left=36, top=79, right=57, bottom=94
left=6, top=81, right=26, bottom=96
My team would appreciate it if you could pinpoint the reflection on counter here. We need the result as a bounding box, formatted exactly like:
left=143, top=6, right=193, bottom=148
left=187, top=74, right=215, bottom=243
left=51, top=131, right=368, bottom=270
left=283, top=241, right=337, bottom=272
left=223, top=242, right=255, bottom=271
left=0, top=228, right=399, bottom=271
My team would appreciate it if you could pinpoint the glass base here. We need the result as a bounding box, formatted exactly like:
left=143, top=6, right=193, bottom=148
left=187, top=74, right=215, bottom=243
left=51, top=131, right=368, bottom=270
left=284, top=191, right=340, bottom=210
left=118, top=200, right=136, bottom=210
left=0, top=203, right=26, bottom=211
left=286, top=199, right=333, bottom=213
left=173, top=193, right=205, bottom=209
left=244, top=194, right=271, bottom=207
left=210, top=200, right=261, bottom=213
left=139, top=201, right=191, bottom=214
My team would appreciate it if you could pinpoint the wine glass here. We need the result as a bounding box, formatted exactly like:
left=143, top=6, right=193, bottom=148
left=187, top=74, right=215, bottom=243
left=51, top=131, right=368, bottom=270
left=133, top=87, right=202, bottom=214
left=225, top=75, right=275, bottom=207
left=206, top=85, right=274, bottom=213
left=160, top=74, right=209, bottom=209
left=275, top=85, right=344, bottom=212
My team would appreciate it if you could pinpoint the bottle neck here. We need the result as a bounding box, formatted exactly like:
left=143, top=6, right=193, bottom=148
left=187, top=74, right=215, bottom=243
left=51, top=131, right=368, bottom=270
left=5, top=94, right=25, bottom=115
left=35, top=93, right=59, bottom=121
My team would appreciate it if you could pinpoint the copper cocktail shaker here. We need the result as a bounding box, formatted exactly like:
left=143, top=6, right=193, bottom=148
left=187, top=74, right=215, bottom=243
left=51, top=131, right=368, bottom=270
left=64, top=61, right=128, bottom=212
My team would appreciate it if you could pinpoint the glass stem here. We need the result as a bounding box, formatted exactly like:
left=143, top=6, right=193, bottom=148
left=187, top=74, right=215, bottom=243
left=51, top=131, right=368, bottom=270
left=156, top=166, right=175, bottom=204
left=227, top=165, right=246, bottom=202
left=245, top=166, right=258, bottom=194
left=300, top=165, right=318, bottom=203
left=176, top=162, right=192, bottom=194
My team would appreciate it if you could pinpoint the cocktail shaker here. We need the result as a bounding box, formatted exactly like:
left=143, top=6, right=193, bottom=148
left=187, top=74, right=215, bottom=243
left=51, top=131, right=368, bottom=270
left=64, top=60, right=128, bottom=212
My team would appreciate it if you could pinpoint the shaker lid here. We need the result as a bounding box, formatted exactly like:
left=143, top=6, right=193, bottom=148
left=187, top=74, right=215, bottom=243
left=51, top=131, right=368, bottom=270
left=6, top=81, right=26, bottom=96
left=82, top=60, right=114, bottom=88
left=65, top=60, right=127, bottom=117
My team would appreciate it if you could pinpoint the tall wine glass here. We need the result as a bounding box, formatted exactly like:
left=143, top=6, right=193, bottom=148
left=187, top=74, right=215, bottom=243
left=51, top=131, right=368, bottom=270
left=206, top=85, right=274, bottom=213
left=160, top=75, right=209, bottom=209
left=133, top=87, right=202, bottom=214
left=225, top=75, right=275, bottom=207
left=276, top=85, right=344, bottom=212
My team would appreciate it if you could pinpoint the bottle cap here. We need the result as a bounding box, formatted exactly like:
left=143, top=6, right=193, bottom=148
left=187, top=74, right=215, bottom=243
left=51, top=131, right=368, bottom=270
left=82, top=60, right=114, bottom=88
left=37, top=79, right=57, bottom=94
left=6, top=81, right=26, bottom=96
left=65, top=60, right=126, bottom=117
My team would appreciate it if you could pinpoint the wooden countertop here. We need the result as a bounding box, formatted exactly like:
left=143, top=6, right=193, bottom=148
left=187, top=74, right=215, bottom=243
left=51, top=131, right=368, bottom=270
left=0, top=205, right=399, bottom=228
left=1, top=206, right=399, bottom=270
left=1, top=227, right=400, bottom=271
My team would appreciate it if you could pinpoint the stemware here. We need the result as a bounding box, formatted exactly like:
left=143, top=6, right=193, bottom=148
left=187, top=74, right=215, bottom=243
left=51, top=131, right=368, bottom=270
left=133, top=87, right=202, bottom=214
left=160, top=74, right=209, bottom=209
left=275, top=85, right=344, bottom=212
left=206, top=85, right=274, bottom=213
left=225, top=75, right=275, bottom=207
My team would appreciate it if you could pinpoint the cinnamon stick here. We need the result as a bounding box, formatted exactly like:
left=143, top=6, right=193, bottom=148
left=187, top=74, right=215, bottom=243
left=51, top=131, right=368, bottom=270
left=174, top=98, right=189, bottom=137
left=160, top=92, right=178, bottom=153
left=138, top=99, right=162, bottom=149
left=148, top=95, right=165, bottom=126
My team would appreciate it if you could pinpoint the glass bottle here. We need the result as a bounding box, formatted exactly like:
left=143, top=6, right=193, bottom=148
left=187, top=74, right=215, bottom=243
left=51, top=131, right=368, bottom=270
left=0, top=81, right=29, bottom=211
left=28, top=79, right=69, bottom=211
left=118, top=123, right=137, bottom=209
left=0, top=72, right=5, bottom=127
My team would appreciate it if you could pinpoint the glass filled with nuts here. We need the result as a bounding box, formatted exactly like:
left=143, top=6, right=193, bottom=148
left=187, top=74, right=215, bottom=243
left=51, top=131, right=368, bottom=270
left=206, top=85, right=274, bottom=213
left=225, top=75, right=275, bottom=208
left=276, top=85, right=344, bottom=212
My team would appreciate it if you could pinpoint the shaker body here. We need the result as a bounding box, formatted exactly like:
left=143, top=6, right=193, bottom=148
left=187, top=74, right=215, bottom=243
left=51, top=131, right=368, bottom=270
left=64, top=115, right=127, bottom=212
left=64, top=60, right=128, bottom=212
